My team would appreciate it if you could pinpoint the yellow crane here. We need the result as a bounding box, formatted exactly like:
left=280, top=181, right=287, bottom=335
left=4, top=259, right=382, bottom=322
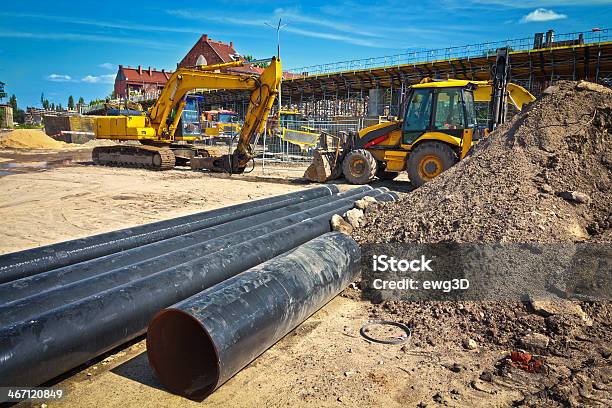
left=93, top=57, right=282, bottom=172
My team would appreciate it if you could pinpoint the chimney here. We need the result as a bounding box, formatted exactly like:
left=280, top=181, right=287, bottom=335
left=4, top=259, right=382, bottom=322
left=138, top=65, right=142, bottom=74
left=203, top=34, right=208, bottom=42
left=230, top=41, right=234, bottom=48
left=119, top=64, right=124, bottom=69
left=149, top=66, right=152, bottom=75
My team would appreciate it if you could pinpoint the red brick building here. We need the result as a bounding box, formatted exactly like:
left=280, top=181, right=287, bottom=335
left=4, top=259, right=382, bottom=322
left=114, top=65, right=171, bottom=99
left=178, top=34, right=241, bottom=68
left=113, top=34, right=294, bottom=100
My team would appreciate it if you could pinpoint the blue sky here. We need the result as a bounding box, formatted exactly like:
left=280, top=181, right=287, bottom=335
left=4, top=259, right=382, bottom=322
left=0, top=0, right=610, bottom=107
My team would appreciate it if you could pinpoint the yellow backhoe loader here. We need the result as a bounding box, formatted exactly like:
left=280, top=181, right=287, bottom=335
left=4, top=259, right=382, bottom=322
left=306, top=48, right=536, bottom=186
left=92, top=57, right=282, bottom=172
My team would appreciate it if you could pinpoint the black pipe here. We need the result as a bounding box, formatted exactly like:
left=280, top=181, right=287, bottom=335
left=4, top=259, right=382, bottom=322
left=0, top=186, right=339, bottom=285
left=0, top=186, right=373, bottom=305
left=0, top=193, right=397, bottom=386
left=0, top=187, right=380, bottom=325
left=147, top=232, right=360, bottom=399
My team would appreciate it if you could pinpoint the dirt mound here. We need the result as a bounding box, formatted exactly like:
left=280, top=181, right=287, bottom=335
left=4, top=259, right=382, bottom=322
left=351, top=81, right=611, bottom=406
left=0, top=129, right=67, bottom=149
left=353, top=80, right=611, bottom=244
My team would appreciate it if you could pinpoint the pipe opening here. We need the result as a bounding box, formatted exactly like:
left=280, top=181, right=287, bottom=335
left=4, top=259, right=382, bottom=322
left=147, top=309, right=219, bottom=399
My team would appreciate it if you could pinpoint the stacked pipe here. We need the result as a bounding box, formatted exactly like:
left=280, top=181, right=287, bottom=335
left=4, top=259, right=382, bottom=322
left=0, top=186, right=398, bottom=387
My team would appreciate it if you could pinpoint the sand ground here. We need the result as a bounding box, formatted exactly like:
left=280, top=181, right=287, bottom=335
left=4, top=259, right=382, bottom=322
left=1, top=148, right=526, bottom=408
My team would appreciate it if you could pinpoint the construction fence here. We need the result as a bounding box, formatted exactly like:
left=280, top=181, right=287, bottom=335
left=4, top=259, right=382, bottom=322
left=197, top=119, right=364, bottom=172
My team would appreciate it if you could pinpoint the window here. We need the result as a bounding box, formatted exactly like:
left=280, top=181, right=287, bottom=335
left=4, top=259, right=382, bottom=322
left=463, top=90, right=477, bottom=127
left=433, top=88, right=465, bottom=130
left=196, top=55, right=207, bottom=66
left=403, top=89, right=432, bottom=131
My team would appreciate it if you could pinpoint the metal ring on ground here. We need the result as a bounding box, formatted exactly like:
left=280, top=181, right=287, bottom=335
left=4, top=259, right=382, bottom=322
left=360, top=320, right=412, bottom=344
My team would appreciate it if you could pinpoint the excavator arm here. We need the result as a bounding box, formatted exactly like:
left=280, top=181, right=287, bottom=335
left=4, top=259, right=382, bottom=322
left=149, top=57, right=282, bottom=172
left=94, top=57, right=282, bottom=173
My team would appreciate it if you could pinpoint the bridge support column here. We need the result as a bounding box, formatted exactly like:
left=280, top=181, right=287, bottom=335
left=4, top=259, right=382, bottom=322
left=367, top=88, right=385, bottom=117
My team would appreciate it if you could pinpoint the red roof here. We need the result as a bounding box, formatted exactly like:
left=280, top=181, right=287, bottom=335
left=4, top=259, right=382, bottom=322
left=119, top=66, right=172, bottom=84
left=208, top=40, right=240, bottom=63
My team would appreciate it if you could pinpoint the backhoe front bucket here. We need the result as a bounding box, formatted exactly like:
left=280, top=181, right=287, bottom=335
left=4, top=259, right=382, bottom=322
left=304, top=149, right=345, bottom=183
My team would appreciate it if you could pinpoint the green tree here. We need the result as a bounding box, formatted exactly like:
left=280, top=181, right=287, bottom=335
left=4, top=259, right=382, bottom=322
left=14, top=109, right=25, bottom=124
left=43, top=99, right=50, bottom=110
left=68, top=95, right=74, bottom=110
left=0, top=82, right=7, bottom=102
left=78, top=96, right=85, bottom=105
left=40, top=92, right=45, bottom=106
left=9, top=94, right=17, bottom=112
left=51, top=102, right=55, bottom=110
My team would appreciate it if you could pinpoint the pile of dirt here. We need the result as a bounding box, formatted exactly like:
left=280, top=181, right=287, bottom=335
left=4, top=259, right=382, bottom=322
left=0, top=129, right=68, bottom=149
left=353, top=80, right=611, bottom=244
left=350, top=81, right=611, bottom=406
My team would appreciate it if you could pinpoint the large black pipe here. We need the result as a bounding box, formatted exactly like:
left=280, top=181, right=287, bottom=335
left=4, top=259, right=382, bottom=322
left=147, top=232, right=360, bottom=399
left=0, top=193, right=397, bottom=386
left=0, top=186, right=373, bottom=305
left=0, top=187, right=383, bottom=326
left=0, top=186, right=339, bottom=284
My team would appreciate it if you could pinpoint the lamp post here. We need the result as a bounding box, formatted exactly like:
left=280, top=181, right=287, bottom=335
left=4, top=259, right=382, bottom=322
left=265, top=19, right=288, bottom=114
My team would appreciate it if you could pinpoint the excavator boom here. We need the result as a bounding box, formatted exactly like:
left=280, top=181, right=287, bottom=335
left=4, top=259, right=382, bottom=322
left=93, top=57, right=282, bottom=172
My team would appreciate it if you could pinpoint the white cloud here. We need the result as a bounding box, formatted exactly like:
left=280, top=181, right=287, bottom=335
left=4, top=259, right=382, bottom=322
left=166, top=9, right=397, bottom=48
left=81, top=74, right=116, bottom=84
left=0, top=12, right=205, bottom=35
left=520, top=8, right=568, bottom=23
left=47, top=74, right=72, bottom=82
left=0, top=30, right=175, bottom=49
left=98, top=63, right=116, bottom=70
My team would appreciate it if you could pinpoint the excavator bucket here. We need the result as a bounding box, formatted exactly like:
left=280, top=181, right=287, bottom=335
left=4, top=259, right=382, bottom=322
left=304, top=131, right=348, bottom=182
left=304, top=148, right=345, bottom=182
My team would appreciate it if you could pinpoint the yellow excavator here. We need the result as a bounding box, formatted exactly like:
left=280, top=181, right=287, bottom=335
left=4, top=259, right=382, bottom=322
left=307, top=48, right=536, bottom=186
left=92, top=57, right=282, bottom=172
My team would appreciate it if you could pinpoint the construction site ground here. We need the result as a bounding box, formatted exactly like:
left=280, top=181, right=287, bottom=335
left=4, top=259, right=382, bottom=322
left=2, top=81, right=610, bottom=408
left=0, top=146, right=440, bottom=408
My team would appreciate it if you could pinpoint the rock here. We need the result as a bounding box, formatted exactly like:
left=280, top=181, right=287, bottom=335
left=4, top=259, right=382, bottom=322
left=479, top=370, right=493, bottom=382
left=331, top=214, right=353, bottom=235
left=344, top=371, right=355, bottom=377
left=337, top=395, right=347, bottom=403
left=529, top=299, right=592, bottom=325
left=463, top=338, right=478, bottom=350
left=542, top=85, right=559, bottom=95
left=448, top=363, right=463, bottom=373
left=345, top=208, right=364, bottom=228
left=576, top=80, right=612, bottom=94
left=355, top=196, right=377, bottom=210
left=520, top=333, right=550, bottom=350
left=557, top=190, right=591, bottom=204
left=539, top=183, right=554, bottom=194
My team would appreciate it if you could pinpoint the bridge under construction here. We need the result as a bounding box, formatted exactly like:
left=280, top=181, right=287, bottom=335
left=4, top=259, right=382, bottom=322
left=202, top=29, right=611, bottom=118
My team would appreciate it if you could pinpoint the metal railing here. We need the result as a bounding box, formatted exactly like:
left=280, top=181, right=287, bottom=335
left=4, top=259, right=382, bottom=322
left=287, top=29, right=610, bottom=76
left=196, top=119, right=361, bottom=171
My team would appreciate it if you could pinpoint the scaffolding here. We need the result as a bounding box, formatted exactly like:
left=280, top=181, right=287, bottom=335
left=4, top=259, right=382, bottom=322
left=202, top=29, right=611, bottom=119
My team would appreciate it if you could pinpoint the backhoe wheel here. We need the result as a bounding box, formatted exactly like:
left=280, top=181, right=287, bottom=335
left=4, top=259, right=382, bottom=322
left=407, top=142, right=458, bottom=187
left=342, top=149, right=378, bottom=185
left=376, top=166, right=399, bottom=181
